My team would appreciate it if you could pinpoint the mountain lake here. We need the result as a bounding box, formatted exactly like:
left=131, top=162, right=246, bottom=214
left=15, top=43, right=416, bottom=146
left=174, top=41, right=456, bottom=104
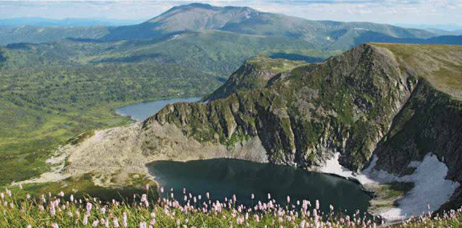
left=147, top=159, right=371, bottom=216
left=117, top=97, right=371, bottom=216
left=115, top=97, right=201, bottom=121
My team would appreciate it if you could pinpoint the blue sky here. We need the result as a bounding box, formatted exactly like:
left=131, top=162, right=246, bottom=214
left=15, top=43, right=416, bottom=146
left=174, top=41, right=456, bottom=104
left=1, top=0, right=461, bottom=27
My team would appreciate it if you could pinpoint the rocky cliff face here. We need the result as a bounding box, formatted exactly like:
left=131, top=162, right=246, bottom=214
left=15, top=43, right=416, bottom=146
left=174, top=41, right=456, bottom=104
left=148, top=43, right=422, bottom=171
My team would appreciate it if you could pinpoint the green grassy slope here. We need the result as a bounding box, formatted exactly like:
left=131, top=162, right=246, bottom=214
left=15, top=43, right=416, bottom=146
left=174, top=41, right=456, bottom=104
left=373, top=43, right=462, bottom=100
left=0, top=62, right=222, bottom=186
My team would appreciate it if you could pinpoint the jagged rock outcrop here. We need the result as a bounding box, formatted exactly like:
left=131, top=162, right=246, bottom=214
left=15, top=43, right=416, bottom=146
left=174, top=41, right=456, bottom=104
left=147, top=43, right=426, bottom=171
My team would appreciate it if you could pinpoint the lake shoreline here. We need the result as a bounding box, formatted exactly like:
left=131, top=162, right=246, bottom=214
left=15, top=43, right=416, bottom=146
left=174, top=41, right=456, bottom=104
left=115, top=97, right=201, bottom=121
left=147, top=158, right=371, bottom=216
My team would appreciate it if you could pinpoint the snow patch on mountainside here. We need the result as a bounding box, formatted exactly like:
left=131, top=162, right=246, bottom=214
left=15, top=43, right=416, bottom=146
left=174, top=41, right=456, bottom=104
left=372, top=154, right=460, bottom=220
left=319, top=152, right=374, bottom=185
left=319, top=153, right=460, bottom=221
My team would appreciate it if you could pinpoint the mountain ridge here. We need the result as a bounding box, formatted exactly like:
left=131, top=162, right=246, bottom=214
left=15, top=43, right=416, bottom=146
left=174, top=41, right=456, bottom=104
left=3, top=2, right=454, bottom=49
left=102, top=3, right=436, bottom=46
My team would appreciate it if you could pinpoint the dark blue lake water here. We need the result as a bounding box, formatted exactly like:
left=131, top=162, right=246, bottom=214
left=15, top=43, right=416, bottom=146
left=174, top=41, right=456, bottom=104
left=148, top=159, right=371, bottom=215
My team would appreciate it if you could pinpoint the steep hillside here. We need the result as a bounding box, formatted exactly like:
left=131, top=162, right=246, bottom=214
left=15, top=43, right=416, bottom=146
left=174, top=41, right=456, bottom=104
left=147, top=43, right=462, bottom=173
left=204, top=56, right=308, bottom=101
left=151, top=43, right=414, bottom=170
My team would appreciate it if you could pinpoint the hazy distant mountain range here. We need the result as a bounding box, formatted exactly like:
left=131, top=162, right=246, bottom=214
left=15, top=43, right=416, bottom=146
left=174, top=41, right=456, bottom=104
left=396, top=23, right=462, bottom=35
left=0, top=17, right=143, bottom=27
left=1, top=3, right=460, bottom=48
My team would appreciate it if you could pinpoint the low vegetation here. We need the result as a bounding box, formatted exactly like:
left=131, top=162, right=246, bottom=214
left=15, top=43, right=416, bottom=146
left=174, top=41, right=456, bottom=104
left=0, top=62, right=220, bottom=187
left=0, top=30, right=334, bottom=187
left=1, top=186, right=461, bottom=227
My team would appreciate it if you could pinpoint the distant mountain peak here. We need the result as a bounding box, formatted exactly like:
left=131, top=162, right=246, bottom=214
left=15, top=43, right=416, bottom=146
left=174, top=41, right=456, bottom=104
left=164, top=2, right=222, bottom=14
left=103, top=3, right=437, bottom=45
left=186, top=3, right=218, bottom=9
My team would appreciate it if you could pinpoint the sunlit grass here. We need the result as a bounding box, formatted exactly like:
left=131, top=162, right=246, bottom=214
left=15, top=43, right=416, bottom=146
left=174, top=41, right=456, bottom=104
left=1, top=185, right=461, bottom=227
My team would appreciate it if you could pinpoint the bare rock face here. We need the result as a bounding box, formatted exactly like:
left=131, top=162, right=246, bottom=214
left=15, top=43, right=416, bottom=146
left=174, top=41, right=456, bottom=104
left=150, top=44, right=420, bottom=171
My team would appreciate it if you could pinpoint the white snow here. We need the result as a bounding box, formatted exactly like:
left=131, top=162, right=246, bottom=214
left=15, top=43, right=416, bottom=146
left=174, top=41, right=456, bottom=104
left=319, top=152, right=353, bottom=177
left=319, top=152, right=375, bottom=185
left=319, top=153, right=460, bottom=221
left=377, top=154, right=460, bottom=220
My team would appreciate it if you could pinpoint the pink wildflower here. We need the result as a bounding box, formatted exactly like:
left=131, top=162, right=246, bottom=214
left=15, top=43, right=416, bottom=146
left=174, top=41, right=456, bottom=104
left=83, top=215, right=89, bottom=225
left=86, top=202, right=92, bottom=212
left=123, top=212, right=128, bottom=227
left=113, top=217, right=120, bottom=227
left=50, top=205, right=56, bottom=216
